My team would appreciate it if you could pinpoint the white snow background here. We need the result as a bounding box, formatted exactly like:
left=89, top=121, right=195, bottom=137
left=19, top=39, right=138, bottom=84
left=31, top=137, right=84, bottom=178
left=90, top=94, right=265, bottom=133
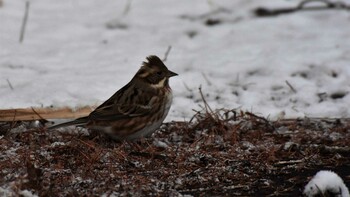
left=1, top=0, right=350, bottom=121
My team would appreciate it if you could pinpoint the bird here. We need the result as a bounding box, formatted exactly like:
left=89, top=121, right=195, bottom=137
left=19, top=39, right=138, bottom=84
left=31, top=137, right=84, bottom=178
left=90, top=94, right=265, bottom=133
left=48, top=55, right=178, bottom=141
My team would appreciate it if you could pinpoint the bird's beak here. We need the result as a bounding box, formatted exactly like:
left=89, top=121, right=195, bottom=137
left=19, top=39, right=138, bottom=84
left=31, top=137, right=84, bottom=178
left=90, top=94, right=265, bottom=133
left=167, top=70, right=178, bottom=77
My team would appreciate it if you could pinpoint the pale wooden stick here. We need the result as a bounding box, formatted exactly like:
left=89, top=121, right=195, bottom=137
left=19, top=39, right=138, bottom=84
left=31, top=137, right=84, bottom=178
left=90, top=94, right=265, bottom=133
left=0, top=106, right=96, bottom=121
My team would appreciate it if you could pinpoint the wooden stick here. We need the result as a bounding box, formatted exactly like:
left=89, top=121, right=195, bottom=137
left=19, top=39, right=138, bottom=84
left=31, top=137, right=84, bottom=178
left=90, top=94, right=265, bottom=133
left=0, top=106, right=95, bottom=121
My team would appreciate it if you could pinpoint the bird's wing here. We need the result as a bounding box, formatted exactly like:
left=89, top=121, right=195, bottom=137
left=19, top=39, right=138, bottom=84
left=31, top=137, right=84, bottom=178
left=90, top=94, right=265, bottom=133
left=88, top=103, right=153, bottom=121
left=88, top=84, right=157, bottom=121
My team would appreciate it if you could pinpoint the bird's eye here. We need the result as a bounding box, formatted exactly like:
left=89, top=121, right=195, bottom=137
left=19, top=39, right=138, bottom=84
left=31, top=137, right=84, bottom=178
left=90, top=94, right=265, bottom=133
left=156, top=71, right=162, bottom=76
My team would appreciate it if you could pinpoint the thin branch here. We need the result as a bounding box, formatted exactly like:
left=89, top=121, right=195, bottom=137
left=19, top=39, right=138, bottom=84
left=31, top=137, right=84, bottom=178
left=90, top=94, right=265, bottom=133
left=31, top=107, right=46, bottom=121
left=245, top=111, right=271, bottom=125
left=199, top=85, right=214, bottom=114
left=19, top=1, right=30, bottom=43
left=162, top=46, right=172, bottom=62
left=9, top=110, right=18, bottom=131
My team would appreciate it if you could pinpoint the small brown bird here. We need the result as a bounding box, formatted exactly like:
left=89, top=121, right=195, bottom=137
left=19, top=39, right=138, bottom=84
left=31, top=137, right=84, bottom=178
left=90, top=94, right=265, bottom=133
left=48, top=55, right=178, bottom=140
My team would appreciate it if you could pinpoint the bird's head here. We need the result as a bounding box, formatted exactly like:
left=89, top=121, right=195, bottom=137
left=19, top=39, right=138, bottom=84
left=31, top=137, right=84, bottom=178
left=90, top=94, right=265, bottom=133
left=135, top=55, right=178, bottom=88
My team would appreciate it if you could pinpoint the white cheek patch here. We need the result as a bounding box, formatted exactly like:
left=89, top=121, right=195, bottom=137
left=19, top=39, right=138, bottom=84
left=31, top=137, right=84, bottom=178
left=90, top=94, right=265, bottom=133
left=139, top=71, right=149, bottom=78
left=151, top=77, right=166, bottom=88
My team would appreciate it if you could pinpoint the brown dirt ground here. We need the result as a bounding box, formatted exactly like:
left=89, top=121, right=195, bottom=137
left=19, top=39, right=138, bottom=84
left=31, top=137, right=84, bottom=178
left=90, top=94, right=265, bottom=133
left=0, top=109, right=349, bottom=196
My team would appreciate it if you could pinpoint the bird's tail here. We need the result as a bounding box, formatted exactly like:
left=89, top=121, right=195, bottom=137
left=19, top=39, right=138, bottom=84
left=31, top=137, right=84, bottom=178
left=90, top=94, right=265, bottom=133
left=47, top=116, right=89, bottom=130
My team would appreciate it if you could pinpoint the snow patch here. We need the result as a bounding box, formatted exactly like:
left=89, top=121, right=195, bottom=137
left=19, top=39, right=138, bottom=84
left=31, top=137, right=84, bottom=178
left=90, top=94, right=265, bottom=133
left=304, top=170, right=350, bottom=197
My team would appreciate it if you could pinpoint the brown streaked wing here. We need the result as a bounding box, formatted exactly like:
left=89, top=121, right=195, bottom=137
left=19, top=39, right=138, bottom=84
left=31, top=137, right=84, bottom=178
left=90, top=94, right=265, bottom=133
left=88, top=103, right=152, bottom=121
left=94, top=82, right=132, bottom=111
left=88, top=84, right=157, bottom=121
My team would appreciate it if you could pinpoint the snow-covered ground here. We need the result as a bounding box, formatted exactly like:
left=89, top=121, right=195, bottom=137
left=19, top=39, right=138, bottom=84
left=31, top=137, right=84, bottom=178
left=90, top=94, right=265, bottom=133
left=1, top=0, right=350, bottom=121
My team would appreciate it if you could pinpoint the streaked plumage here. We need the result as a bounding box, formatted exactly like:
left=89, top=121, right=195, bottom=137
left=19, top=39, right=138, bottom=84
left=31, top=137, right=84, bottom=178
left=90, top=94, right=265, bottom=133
left=48, top=55, right=177, bottom=140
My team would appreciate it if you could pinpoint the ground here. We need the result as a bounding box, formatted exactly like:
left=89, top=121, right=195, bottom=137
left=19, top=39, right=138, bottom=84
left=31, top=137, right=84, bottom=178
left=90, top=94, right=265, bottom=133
left=1, top=105, right=349, bottom=196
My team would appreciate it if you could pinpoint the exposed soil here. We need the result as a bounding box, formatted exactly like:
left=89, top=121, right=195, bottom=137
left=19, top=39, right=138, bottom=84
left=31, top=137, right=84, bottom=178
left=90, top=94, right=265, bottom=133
left=0, top=108, right=349, bottom=196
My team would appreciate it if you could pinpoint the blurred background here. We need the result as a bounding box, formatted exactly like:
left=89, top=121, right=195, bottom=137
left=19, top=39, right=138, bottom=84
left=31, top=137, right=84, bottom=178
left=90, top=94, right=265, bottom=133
left=1, top=0, right=350, bottom=120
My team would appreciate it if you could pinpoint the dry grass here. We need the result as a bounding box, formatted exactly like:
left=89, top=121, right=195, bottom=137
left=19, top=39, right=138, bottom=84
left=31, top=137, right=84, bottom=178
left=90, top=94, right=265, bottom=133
left=0, top=106, right=349, bottom=196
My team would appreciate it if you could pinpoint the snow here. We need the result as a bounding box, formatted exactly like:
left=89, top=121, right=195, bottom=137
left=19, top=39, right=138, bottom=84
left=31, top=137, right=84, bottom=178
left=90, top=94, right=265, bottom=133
left=50, top=141, right=66, bottom=147
left=0, top=186, right=38, bottom=197
left=153, top=139, right=169, bottom=148
left=19, top=190, right=39, bottom=197
left=1, top=0, right=350, bottom=122
left=0, top=186, right=12, bottom=197
left=304, top=170, right=350, bottom=197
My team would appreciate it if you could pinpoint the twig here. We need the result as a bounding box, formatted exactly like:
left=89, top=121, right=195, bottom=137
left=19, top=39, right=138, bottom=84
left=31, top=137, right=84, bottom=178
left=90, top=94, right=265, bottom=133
left=182, top=82, right=192, bottom=92
left=275, top=159, right=304, bottom=166
left=315, top=184, right=323, bottom=196
left=31, top=107, right=46, bottom=121
left=245, top=111, right=270, bottom=125
left=6, top=79, right=14, bottom=90
left=180, top=7, right=231, bottom=21
left=198, top=85, right=214, bottom=114
left=76, top=138, right=97, bottom=150
left=254, top=0, right=350, bottom=17
left=78, top=150, right=91, bottom=161
left=9, top=110, right=18, bottom=131
left=19, top=1, right=30, bottom=43
left=162, top=46, right=172, bottom=62
left=122, top=0, right=132, bottom=16
left=285, top=80, right=297, bottom=93
left=201, top=72, right=212, bottom=86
